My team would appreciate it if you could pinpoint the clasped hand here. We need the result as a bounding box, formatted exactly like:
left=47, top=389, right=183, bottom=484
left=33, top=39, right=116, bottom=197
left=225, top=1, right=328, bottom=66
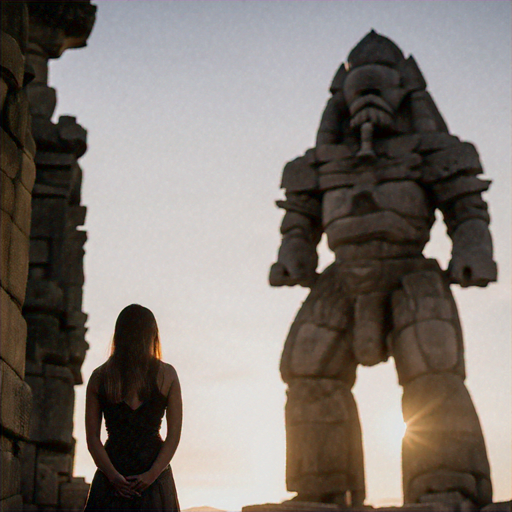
left=109, top=471, right=156, bottom=498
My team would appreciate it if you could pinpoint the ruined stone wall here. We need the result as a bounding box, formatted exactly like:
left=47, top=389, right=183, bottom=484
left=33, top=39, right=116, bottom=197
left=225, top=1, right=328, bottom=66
left=1, top=2, right=96, bottom=511
left=20, top=4, right=96, bottom=510
left=1, top=3, right=37, bottom=510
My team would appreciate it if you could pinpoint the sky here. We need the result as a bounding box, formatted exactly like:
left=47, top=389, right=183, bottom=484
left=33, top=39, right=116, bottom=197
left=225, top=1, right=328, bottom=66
left=48, top=1, right=511, bottom=510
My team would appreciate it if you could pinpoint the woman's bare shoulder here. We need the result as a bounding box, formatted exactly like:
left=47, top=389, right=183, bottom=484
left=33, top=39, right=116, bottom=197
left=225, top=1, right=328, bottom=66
left=88, top=363, right=107, bottom=390
left=159, top=361, right=178, bottom=381
left=157, top=360, right=179, bottom=396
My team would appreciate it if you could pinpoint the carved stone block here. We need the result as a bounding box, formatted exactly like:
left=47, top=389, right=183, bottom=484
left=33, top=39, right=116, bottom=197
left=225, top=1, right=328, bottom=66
left=20, top=442, right=36, bottom=504
left=0, top=288, right=26, bottom=378
left=1, top=446, right=20, bottom=500
left=0, top=128, right=22, bottom=180
left=26, top=84, right=56, bottom=118
left=0, top=360, right=32, bottom=440
left=13, top=180, right=31, bottom=236
left=20, top=150, right=36, bottom=192
left=24, top=279, right=64, bottom=313
left=28, top=238, right=50, bottom=265
left=1, top=212, right=12, bottom=287
left=37, top=367, right=74, bottom=449
left=37, top=449, right=72, bottom=476
left=1, top=170, right=15, bottom=216
left=59, top=477, right=90, bottom=512
left=30, top=196, right=67, bottom=239
left=25, top=313, right=69, bottom=365
left=7, top=221, right=29, bottom=304
left=0, top=494, right=23, bottom=511
left=34, top=463, right=58, bottom=507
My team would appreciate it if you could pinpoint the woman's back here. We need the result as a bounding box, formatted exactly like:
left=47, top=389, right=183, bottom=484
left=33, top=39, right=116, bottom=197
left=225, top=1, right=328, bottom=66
left=98, top=359, right=168, bottom=475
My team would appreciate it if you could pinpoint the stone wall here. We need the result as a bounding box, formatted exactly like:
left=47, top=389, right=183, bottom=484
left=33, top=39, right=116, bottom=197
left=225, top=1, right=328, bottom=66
left=1, top=3, right=37, bottom=510
left=1, top=2, right=96, bottom=511
left=21, top=4, right=96, bottom=510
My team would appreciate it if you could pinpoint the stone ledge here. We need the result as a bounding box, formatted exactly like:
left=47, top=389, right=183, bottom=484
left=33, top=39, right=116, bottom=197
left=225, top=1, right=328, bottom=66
left=242, top=501, right=511, bottom=512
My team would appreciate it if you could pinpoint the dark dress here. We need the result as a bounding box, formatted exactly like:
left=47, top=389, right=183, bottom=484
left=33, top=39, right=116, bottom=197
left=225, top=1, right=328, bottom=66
left=84, top=366, right=180, bottom=511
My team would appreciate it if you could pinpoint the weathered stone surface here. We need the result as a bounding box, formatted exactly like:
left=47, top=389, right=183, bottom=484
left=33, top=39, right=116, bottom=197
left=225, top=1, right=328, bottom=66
left=28, top=238, right=50, bottom=265
left=0, top=129, right=22, bottom=180
left=26, top=314, right=69, bottom=365
left=20, top=150, right=36, bottom=191
left=20, top=442, right=36, bottom=504
left=0, top=212, right=12, bottom=289
left=0, top=494, right=23, bottom=512
left=6, top=222, right=30, bottom=305
left=38, top=449, right=72, bottom=476
left=0, top=360, right=32, bottom=439
left=30, top=196, right=67, bottom=238
left=243, top=502, right=455, bottom=512
left=12, top=180, right=31, bottom=236
left=409, top=471, right=477, bottom=504
left=353, top=292, right=387, bottom=366
left=26, top=367, right=74, bottom=449
left=481, top=502, right=512, bottom=512
left=1, top=446, right=20, bottom=500
left=1, top=171, right=15, bottom=216
left=24, top=279, right=64, bottom=313
left=0, top=288, right=26, bottom=378
left=59, top=477, right=90, bottom=512
left=34, top=463, right=59, bottom=507
left=26, top=84, right=56, bottom=118
left=290, top=324, right=340, bottom=376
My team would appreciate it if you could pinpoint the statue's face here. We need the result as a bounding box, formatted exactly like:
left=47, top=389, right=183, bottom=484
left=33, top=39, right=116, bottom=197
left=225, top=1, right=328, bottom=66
left=343, top=64, right=401, bottom=131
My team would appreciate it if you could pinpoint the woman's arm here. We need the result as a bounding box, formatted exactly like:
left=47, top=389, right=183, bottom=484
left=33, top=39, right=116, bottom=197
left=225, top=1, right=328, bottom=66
left=85, top=368, right=137, bottom=498
left=127, top=365, right=183, bottom=491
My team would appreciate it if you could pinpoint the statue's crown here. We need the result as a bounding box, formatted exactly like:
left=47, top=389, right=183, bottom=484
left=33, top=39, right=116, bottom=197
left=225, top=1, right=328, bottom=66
left=347, top=29, right=404, bottom=69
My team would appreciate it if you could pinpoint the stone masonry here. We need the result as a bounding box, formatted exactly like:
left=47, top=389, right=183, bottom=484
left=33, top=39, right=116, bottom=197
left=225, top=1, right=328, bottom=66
left=1, top=2, right=96, bottom=511
left=1, top=3, right=37, bottom=511
left=21, top=3, right=96, bottom=511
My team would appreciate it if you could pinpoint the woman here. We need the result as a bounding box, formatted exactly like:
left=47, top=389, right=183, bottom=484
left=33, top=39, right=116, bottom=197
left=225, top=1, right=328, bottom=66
left=84, top=304, right=182, bottom=511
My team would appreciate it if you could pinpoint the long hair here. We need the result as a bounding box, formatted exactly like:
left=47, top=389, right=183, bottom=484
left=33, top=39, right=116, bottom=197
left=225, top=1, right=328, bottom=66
left=103, top=304, right=162, bottom=403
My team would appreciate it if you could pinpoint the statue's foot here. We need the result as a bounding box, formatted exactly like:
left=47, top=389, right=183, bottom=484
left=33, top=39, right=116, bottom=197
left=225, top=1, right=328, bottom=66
left=419, top=491, right=478, bottom=512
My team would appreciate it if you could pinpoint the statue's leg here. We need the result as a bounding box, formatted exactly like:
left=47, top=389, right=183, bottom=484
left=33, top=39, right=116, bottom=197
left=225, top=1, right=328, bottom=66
left=392, top=269, right=492, bottom=508
left=280, top=267, right=364, bottom=506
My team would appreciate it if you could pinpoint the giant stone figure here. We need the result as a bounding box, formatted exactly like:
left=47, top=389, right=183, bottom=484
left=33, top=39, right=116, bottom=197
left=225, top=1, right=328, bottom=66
left=269, top=31, right=496, bottom=509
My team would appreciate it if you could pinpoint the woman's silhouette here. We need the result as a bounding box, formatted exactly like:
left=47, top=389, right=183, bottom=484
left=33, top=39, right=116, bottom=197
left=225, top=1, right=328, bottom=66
left=84, top=304, right=182, bottom=510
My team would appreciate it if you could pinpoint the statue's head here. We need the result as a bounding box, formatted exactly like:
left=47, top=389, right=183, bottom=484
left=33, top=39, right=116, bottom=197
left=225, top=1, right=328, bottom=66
left=330, top=30, right=426, bottom=135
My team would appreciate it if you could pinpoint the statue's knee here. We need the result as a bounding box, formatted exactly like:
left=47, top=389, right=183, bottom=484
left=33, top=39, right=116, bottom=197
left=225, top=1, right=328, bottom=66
left=391, top=270, right=464, bottom=384
left=281, top=321, right=356, bottom=384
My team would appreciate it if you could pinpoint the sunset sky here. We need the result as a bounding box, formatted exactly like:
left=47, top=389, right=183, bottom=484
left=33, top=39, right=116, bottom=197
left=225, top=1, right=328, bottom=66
left=48, top=1, right=510, bottom=510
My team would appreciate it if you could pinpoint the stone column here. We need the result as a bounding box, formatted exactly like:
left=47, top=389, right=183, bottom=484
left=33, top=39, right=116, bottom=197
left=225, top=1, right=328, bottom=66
left=20, top=3, right=96, bottom=511
left=1, top=2, right=36, bottom=511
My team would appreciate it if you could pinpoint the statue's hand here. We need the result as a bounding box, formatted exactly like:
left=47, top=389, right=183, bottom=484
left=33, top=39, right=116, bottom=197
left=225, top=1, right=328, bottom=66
left=269, top=237, right=318, bottom=288
left=448, top=219, right=497, bottom=288
left=448, top=250, right=497, bottom=287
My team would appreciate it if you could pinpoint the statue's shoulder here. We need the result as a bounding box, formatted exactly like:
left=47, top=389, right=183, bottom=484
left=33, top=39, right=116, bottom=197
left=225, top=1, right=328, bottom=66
left=280, top=148, right=318, bottom=192
left=417, top=133, right=483, bottom=183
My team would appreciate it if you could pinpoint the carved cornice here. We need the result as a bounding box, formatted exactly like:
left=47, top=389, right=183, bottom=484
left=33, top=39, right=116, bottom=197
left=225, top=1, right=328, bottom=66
left=27, top=1, right=97, bottom=58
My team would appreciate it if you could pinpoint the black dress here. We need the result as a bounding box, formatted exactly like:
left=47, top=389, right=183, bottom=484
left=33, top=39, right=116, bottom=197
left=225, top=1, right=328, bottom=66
left=84, top=367, right=180, bottom=511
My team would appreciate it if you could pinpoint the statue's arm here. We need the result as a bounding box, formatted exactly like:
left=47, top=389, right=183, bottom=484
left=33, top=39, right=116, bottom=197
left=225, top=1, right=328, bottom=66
left=269, top=194, right=322, bottom=288
left=427, top=141, right=497, bottom=287
left=269, top=151, right=322, bottom=288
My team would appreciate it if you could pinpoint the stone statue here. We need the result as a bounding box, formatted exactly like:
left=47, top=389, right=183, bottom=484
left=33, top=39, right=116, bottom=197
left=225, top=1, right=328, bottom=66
left=269, top=31, right=496, bottom=510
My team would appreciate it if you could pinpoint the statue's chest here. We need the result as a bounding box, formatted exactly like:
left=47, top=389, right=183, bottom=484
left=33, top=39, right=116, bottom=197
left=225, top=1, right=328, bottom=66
left=319, top=154, right=430, bottom=223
